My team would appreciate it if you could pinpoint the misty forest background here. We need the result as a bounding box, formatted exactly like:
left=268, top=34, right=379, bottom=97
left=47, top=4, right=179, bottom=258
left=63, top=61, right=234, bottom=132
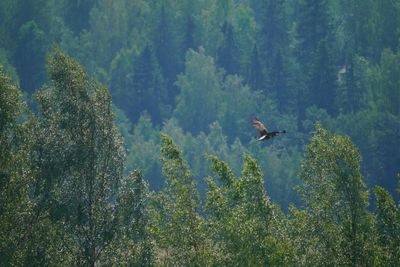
left=1, top=0, right=399, bottom=266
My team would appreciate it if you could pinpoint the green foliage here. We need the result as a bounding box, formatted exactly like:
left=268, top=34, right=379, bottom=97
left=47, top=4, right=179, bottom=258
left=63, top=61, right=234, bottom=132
left=111, top=170, right=153, bottom=266
left=217, top=21, right=240, bottom=75
left=375, top=186, right=400, bottom=266
left=151, top=133, right=207, bottom=266
left=126, top=114, right=163, bottom=189
left=366, top=49, right=400, bottom=116
left=111, top=45, right=168, bottom=123
left=293, top=123, right=378, bottom=266
left=0, top=66, right=32, bottom=266
left=174, top=48, right=222, bottom=134
left=205, top=154, right=294, bottom=266
left=15, top=20, right=48, bottom=93
left=20, top=48, right=153, bottom=266
left=0, top=1, right=399, bottom=265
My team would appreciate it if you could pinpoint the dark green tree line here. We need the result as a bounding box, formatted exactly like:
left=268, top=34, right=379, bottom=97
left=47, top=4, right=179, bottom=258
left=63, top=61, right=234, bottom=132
left=1, top=52, right=399, bottom=265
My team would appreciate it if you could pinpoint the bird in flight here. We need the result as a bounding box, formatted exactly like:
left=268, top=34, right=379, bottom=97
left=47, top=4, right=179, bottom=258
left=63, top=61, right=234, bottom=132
left=252, top=117, right=286, bottom=141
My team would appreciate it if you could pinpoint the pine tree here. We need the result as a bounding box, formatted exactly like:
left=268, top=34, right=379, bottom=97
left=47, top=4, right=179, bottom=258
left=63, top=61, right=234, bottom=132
left=63, top=0, right=96, bottom=34
left=258, top=0, right=287, bottom=61
left=110, top=45, right=167, bottom=124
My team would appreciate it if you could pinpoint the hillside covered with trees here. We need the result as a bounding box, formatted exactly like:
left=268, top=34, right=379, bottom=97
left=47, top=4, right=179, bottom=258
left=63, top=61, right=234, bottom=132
left=0, top=0, right=399, bottom=266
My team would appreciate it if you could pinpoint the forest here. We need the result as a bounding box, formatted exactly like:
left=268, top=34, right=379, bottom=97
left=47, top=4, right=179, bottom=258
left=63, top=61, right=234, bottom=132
left=0, top=0, right=399, bottom=266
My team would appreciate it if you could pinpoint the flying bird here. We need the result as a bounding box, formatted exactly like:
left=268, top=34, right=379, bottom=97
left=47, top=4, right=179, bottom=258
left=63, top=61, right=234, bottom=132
left=252, top=117, right=286, bottom=141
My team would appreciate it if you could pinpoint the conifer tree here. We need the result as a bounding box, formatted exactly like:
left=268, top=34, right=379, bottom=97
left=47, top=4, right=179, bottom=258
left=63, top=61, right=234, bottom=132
left=296, top=0, right=338, bottom=115
left=258, top=0, right=289, bottom=96
left=183, top=15, right=196, bottom=53
left=15, top=20, right=48, bottom=93
left=154, top=5, right=179, bottom=101
left=132, top=45, right=168, bottom=123
left=110, top=45, right=167, bottom=124
left=216, top=21, right=240, bottom=75
left=246, top=45, right=264, bottom=91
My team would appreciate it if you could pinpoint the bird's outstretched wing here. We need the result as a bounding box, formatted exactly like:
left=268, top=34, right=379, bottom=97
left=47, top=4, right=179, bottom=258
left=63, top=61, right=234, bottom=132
left=252, top=117, right=268, bottom=136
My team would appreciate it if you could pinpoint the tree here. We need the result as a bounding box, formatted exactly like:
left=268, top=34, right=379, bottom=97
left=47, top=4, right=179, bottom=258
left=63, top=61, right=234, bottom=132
left=63, top=0, right=97, bottom=34
left=258, top=0, right=290, bottom=97
left=132, top=45, right=168, bottom=123
left=296, top=0, right=338, bottom=115
left=182, top=15, right=196, bottom=58
left=110, top=170, right=153, bottom=266
left=154, top=4, right=180, bottom=102
left=368, top=49, right=400, bottom=117
left=110, top=45, right=168, bottom=124
left=205, top=154, right=293, bottom=266
left=216, top=21, right=240, bottom=75
left=30, top=48, right=127, bottom=266
left=150, top=133, right=207, bottom=266
left=375, top=185, right=400, bottom=266
left=15, top=20, right=48, bottom=93
left=0, top=66, right=32, bottom=265
left=293, top=123, right=377, bottom=266
left=174, top=48, right=222, bottom=134
left=246, top=45, right=264, bottom=91
left=218, top=74, right=264, bottom=143
left=126, top=114, right=163, bottom=190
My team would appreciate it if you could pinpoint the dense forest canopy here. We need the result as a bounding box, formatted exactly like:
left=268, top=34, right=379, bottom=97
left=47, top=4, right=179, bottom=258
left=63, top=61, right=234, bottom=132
left=0, top=0, right=399, bottom=265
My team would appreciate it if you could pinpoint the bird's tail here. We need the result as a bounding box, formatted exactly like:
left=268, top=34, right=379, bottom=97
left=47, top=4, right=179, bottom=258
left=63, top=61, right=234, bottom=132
left=271, top=130, right=286, bottom=134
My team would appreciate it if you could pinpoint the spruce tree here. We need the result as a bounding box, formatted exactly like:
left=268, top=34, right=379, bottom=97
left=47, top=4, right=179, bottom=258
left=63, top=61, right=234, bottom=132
left=216, top=21, right=240, bottom=75
left=154, top=5, right=179, bottom=102
left=296, top=0, right=338, bottom=115
left=132, top=45, right=167, bottom=123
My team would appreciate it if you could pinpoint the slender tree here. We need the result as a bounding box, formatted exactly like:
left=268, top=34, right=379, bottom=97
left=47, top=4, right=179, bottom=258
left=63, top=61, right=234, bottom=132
left=293, top=123, right=377, bottom=266
left=296, top=0, right=338, bottom=115
left=31, top=48, right=126, bottom=266
left=375, top=185, right=400, bottom=266
left=0, top=66, right=32, bottom=266
left=151, top=133, right=207, bottom=266
left=154, top=4, right=179, bottom=102
left=216, top=21, right=240, bottom=75
left=205, top=154, right=293, bottom=266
